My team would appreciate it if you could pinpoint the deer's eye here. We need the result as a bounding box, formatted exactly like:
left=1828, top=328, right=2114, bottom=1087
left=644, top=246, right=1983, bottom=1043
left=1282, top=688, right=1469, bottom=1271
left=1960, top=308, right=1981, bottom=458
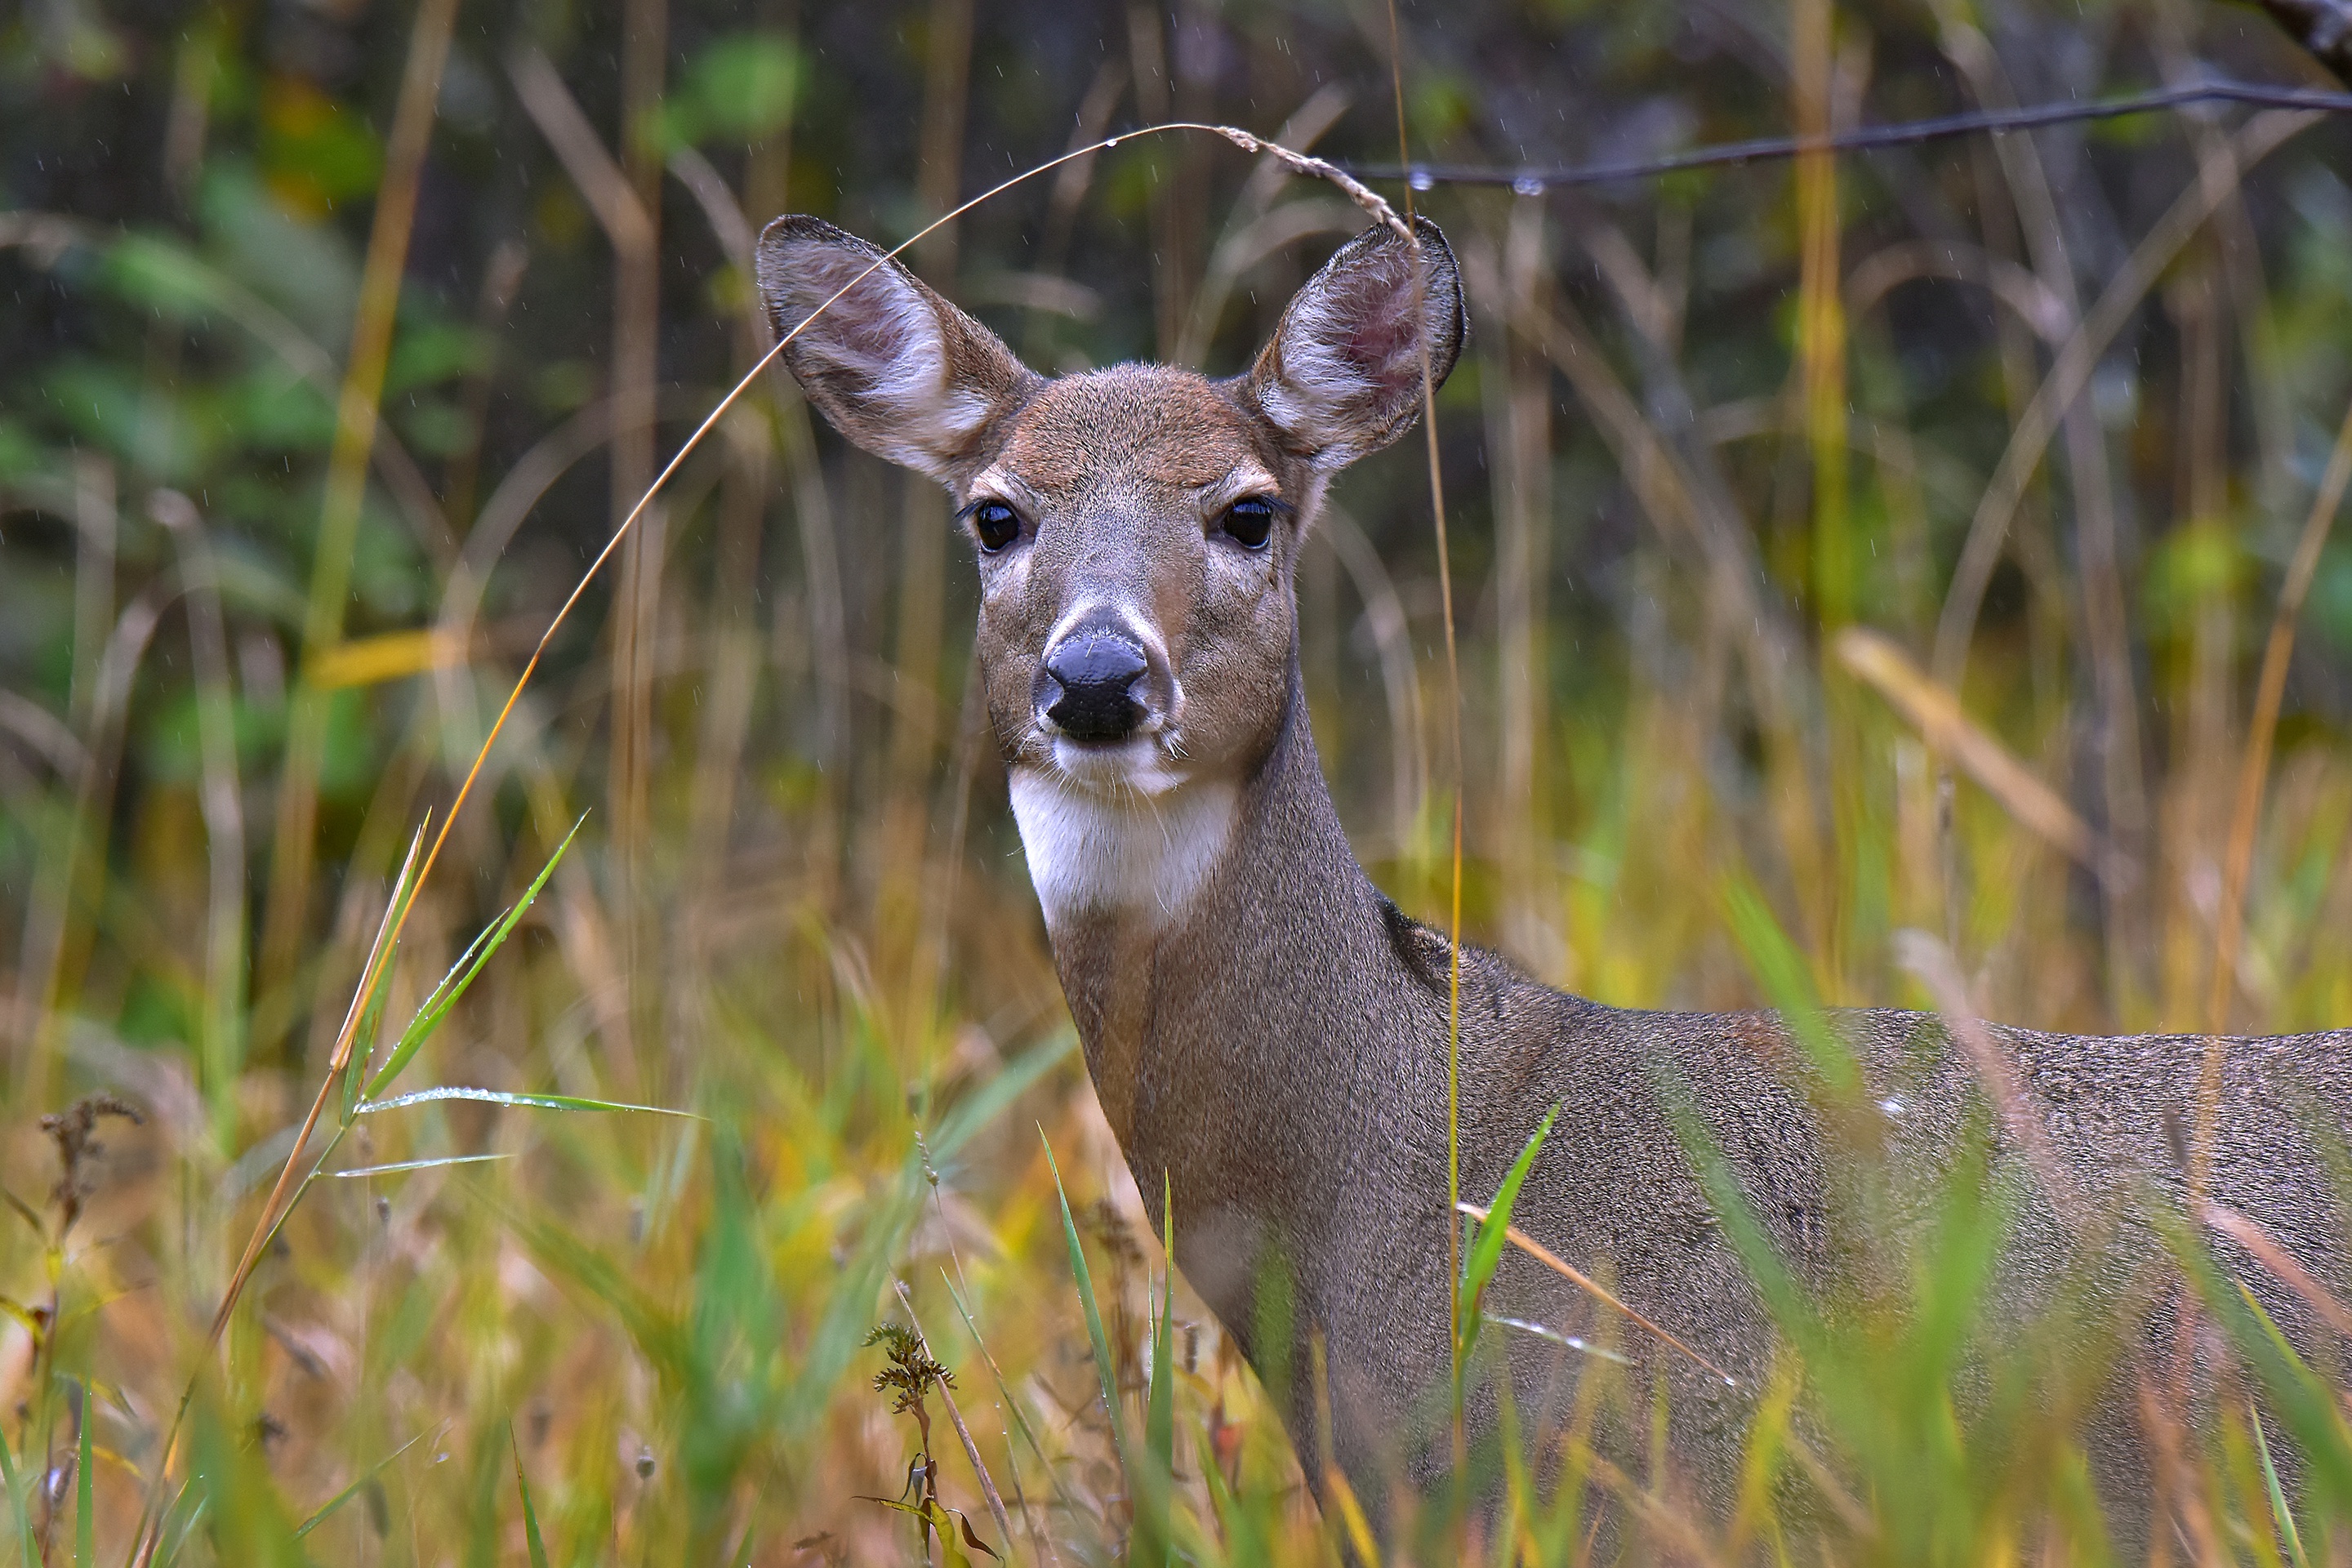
left=1220, top=497, right=1278, bottom=550
left=968, top=500, right=1022, bottom=553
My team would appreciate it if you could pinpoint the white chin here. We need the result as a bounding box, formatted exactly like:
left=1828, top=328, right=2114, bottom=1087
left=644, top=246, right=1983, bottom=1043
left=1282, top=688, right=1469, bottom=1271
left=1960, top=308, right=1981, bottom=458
left=1009, top=756, right=1239, bottom=929
left=1049, top=734, right=1183, bottom=794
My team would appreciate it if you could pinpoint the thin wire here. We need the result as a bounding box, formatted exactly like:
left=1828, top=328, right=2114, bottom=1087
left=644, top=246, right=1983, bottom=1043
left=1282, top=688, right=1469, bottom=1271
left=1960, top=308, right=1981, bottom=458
left=1341, top=79, right=2352, bottom=191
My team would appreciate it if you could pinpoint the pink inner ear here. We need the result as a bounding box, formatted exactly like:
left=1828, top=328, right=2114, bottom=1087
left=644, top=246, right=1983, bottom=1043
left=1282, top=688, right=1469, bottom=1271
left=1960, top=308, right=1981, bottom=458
left=1353, top=277, right=1420, bottom=390
left=789, top=250, right=923, bottom=367
left=1331, top=259, right=1428, bottom=402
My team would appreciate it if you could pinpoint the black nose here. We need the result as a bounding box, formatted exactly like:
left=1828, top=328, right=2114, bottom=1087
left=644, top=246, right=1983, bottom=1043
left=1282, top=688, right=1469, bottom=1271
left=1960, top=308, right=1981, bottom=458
left=1040, top=630, right=1149, bottom=742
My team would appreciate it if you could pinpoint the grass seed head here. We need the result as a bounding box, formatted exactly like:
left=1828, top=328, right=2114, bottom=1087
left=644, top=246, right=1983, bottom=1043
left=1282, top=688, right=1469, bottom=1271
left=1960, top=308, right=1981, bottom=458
left=39, top=1092, right=144, bottom=1241
left=865, top=1321, right=954, bottom=1415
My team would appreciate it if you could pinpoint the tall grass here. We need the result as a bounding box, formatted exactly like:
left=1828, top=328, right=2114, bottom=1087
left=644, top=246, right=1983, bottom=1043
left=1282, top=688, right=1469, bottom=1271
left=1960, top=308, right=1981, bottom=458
left=5, top=0, right=2352, bottom=1561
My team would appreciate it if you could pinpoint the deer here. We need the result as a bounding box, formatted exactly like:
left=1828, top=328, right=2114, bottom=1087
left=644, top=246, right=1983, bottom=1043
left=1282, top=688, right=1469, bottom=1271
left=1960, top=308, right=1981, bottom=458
left=753, top=209, right=2352, bottom=1538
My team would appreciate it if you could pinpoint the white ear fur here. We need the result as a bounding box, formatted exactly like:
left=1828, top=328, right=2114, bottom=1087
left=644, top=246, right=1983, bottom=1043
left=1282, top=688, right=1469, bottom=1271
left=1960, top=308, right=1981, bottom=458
left=1245, top=216, right=1466, bottom=470
left=755, top=215, right=1035, bottom=481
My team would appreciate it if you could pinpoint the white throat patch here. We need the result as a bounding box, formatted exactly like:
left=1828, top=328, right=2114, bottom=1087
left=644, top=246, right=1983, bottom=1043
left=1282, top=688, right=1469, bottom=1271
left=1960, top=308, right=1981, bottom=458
left=1008, top=766, right=1240, bottom=933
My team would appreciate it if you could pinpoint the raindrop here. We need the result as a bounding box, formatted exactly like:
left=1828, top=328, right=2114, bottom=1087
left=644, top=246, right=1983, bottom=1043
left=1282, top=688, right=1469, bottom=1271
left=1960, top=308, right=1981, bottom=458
left=1512, top=175, right=1545, bottom=198
left=1408, top=169, right=1434, bottom=192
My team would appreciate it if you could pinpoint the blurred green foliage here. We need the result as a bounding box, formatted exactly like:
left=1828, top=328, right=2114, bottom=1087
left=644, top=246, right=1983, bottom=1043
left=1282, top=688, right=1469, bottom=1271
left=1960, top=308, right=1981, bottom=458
left=2, top=0, right=2352, bottom=1558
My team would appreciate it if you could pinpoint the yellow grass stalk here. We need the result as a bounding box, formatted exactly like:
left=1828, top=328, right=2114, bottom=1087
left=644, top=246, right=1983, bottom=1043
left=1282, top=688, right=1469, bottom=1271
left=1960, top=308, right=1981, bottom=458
left=2191, top=391, right=2352, bottom=1182
left=1457, top=1201, right=1739, bottom=1390
left=1379, top=0, right=1468, bottom=1476
left=1929, top=106, right=2326, bottom=693
left=1837, top=626, right=2108, bottom=877
left=256, top=0, right=461, bottom=1021
left=123, top=111, right=1413, bottom=1567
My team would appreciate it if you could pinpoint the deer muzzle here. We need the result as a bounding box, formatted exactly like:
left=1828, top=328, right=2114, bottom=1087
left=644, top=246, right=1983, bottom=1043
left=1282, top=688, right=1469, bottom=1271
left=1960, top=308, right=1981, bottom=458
left=1037, top=623, right=1157, bottom=743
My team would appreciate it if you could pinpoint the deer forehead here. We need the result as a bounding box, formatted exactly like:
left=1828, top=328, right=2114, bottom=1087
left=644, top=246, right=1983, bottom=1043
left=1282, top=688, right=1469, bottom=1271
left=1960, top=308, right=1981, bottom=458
left=990, top=366, right=1277, bottom=499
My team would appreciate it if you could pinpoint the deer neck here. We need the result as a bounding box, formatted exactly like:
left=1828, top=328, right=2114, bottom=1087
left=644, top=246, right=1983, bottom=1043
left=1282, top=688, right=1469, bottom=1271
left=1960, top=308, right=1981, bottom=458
left=1009, top=648, right=1401, bottom=1176
left=1009, top=650, right=1459, bottom=1463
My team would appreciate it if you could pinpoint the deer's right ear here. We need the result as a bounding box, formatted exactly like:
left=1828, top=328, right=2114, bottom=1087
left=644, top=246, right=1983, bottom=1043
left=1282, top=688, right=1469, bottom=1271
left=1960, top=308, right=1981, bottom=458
left=755, top=215, right=1036, bottom=482
left=1242, top=216, right=1466, bottom=471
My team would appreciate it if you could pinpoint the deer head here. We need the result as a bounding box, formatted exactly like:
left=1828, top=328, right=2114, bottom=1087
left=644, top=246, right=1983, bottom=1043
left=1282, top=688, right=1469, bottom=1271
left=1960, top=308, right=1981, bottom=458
left=755, top=213, right=1463, bottom=933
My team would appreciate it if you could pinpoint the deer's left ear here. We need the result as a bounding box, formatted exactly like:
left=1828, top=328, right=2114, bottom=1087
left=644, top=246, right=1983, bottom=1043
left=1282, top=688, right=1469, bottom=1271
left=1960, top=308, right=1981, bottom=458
left=755, top=215, right=1038, bottom=482
left=1241, top=215, right=1465, bottom=471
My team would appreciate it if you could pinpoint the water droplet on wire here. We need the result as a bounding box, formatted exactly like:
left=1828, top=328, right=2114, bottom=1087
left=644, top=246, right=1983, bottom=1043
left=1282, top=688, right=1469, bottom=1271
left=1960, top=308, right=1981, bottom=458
left=1513, top=175, right=1546, bottom=198
left=1408, top=168, right=1434, bottom=192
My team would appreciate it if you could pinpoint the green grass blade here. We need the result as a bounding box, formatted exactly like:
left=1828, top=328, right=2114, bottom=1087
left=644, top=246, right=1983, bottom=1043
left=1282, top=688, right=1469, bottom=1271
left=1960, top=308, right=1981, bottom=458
left=1148, top=1174, right=1175, bottom=1470
left=777, top=1151, right=924, bottom=1436
left=294, top=1423, right=439, bottom=1538
left=941, top=1272, right=1080, bottom=1516
left=1722, top=872, right=1857, bottom=1097
left=75, top=1381, right=92, bottom=1568
left=329, top=1153, right=516, bottom=1178
left=358, top=915, right=498, bottom=1097
left=512, top=1430, right=551, bottom=1568
left=1456, top=1103, right=1559, bottom=1366
left=343, top=820, right=428, bottom=1122
left=859, top=1499, right=978, bottom=1566
left=501, top=1202, right=687, bottom=1376
left=2252, top=1404, right=2312, bottom=1568
left=188, top=1380, right=305, bottom=1566
left=345, top=971, right=394, bottom=1123
left=1139, top=1170, right=1175, bottom=1568
left=150, top=1482, right=205, bottom=1568
left=359, top=1087, right=699, bottom=1118
left=2157, top=1214, right=2352, bottom=1507
left=1040, top=1130, right=1131, bottom=1478
left=1658, top=1067, right=1825, bottom=1359
left=364, top=815, right=583, bottom=1100
left=0, top=1414, right=34, bottom=1568
left=101, top=233, right=236, bottom=321
left=2231, top=1277, right=2352, bottom=1504
left=928, top=1031, right=1076, bottom=1164
left=0, top=1190, right=40, bottom=1239
left=247, top=1120, right=358, bottom=1288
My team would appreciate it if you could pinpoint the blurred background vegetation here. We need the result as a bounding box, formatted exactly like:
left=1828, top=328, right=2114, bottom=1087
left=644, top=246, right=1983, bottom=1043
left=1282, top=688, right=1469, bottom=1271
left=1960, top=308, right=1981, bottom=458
left=6, top=0, right=2352, bottom=1559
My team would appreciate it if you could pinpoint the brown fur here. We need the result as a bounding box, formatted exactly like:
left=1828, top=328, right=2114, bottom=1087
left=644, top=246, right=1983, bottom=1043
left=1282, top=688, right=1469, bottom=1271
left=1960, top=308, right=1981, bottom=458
left=754, top=212, right=2352, bottom=1539
left=973, top=368, right=1301, bottom=789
